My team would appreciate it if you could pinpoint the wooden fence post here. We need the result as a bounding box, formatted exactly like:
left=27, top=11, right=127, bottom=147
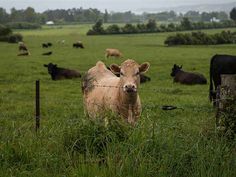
left=216, top=75, right=236, bottom=135
left=36, top=80, right=40, bottom=132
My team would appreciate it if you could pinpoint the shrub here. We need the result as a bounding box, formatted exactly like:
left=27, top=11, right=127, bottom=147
left=8, top=33, right=23, bottom=43
left=165, top=30, right=236, bottom=46
left=106, top=24, right=120, bottom=34
left=122, top=23, right=137, bottom=34
left=136, top=23, right=147, bottom=33
left=0, top=24, right=12, bottom=36
left=6, top=22, right=41, bottom=29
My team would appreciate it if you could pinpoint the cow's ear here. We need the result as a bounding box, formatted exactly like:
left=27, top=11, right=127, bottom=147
left=44, top=64, right=48, bottom=67
left=110, top=64, right=120, bottom=74
left=180, top=65, right=182, bottom=69
left=139, top=62, right=150, bottom=73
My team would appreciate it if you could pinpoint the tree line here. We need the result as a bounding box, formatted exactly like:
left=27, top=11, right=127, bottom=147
left=0, top=6, right=236, bottom=25
left=87, top=18, right=236, bottom=35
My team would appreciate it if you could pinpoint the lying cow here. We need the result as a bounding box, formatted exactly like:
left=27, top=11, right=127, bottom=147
left=82, top=59, right=150, bottom=125
left=209, top=54, right=236, bottom=102
left=105, top=48, right=122, bottom=58
left=17, top=51, right=30, bottom=56
left=18, top=42, right=28, bottom=52
left=44, top=63, right=81, bottom=80
left=73, top=41, right=84, bottom=48
left=171, top=64, right=207, bottom=85
left=42, top=51, right=52, bottom=56
left=42, top=43, right=48, bottom=48
left=106, top=66, right=151, bottom=84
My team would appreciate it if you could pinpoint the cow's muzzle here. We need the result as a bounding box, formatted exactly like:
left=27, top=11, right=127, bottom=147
left=124, top=84, right=137, bottom=93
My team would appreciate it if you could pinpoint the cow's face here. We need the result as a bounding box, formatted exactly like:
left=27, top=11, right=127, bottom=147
left=44, top=63, right=57, bottom=74
left=110, top=59, right=150, bottom=93
left=171, top=64, right=182, bottom=77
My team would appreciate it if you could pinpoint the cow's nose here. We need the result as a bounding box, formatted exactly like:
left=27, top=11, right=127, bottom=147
left=124, top=84, right=136, bottom=93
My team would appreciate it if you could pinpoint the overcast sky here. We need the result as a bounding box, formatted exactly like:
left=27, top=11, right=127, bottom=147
left=0, top=0, right=235, bottom=13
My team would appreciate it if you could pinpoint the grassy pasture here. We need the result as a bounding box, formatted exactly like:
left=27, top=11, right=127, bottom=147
left=0, top=25, right=236, bottom=176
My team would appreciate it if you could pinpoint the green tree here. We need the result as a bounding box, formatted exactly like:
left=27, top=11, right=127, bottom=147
left=24, top=7, right=37, bottom=23
left=230, top=7, right=236, bottom=22
left=0, top=8, right=9, bottom=24
left=103, top=9, right=109, bottom=23
left=181, top=17, right=192, bottom=30
left=92, top=19, right=105, bottom=33
left=146, top=19, right=157, bottom=31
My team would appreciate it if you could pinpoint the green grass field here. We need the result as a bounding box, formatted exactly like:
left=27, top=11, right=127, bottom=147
left=0, top=25, right=236, bottom=177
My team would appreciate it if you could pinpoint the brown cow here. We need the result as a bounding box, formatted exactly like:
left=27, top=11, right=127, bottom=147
left=82, top=59, right=150, bottom=125
left=105, top=48, right=122, bottom=58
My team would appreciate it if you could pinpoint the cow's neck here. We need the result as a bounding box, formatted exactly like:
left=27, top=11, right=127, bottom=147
left=119, top=90, right=138, bottom=105
left=117, top=82, right=138, bottom=124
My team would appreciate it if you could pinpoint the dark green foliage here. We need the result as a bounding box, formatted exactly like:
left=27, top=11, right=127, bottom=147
left=7, top=33, right=23, bottom=43
left=0, top=24, right=23, bottom=43
left=87, top=19, right=236, bottom=35
left=6, top=22, right=41, bottom=29
left=146, top=19, right=157, bottom=32
left=0, top=24, right=12, bottom=36
left=181, top=17, right=192, bottom=30
left=122, top=23, right=137, bottom=33
left=230, top=7, right=236, bottom=21
left=86, top=19, right=105, bottom=35
left=106, top=24, right=120, bottom=34
left=165, top=31, right=236, bottom=46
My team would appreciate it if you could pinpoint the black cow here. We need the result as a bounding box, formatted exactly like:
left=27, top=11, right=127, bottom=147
left=106, top=66, right=151, bottom=84
left=42, top=43, right=48, bottom=48
left=47, top=42, right=52, bottom=47
left=73, top=42, right=84, bottom=48
left=209, top=54, right=236, bottom=102
left=44, top=63, right=81, bottom=80
left=171, top=64, right=207, bottom=85
left=42, top=51, right=52, bottom=55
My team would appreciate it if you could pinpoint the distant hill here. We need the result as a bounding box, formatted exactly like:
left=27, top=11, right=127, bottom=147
left=138, top=2, right=236, bottom=13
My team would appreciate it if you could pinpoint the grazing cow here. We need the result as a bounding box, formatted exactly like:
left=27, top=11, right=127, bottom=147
left=209, top=54, right=236, bottom=102
left=47, top=42, right=52, bottom=47
left=44, top=63, right=81, bottom=80
left=106, top=66, right=151, bottom=84
left=82, top=59, right=150, bottom=125
left=171, top=64, right=207, bottom=85
left=105, top=48, right=122, bottom=58
left=73, top=41, right=84, bottom=48
left=42, top=51, right=52, bottom=56
left=42, top=43, right=48, bottom=48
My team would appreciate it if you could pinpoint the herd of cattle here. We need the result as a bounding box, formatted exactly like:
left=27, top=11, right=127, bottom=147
left=16, top=41, right=236, bottom=125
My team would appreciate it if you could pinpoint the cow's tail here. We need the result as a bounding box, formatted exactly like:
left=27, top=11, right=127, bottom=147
left=209, top=55, right=215, bottom=102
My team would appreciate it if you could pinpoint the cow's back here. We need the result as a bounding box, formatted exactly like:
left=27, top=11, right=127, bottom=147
left=175, top=71, right=207, bottom=85
left=212, top=55, right=236, bottom=73
left=82, top=61, right=120, bottom=117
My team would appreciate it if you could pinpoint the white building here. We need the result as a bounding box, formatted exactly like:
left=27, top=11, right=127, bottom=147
left=210, top=17, right=220, bottom=23
left=46, top=21, right=54, bottom=25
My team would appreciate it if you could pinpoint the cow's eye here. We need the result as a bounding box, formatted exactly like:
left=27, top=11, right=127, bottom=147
left=135, top=72, right=140, bottom=76
left=120, top=72, right=124, bottom=76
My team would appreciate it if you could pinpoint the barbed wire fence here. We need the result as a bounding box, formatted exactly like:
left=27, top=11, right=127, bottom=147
left=1, top=78, right=219, bottom=131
